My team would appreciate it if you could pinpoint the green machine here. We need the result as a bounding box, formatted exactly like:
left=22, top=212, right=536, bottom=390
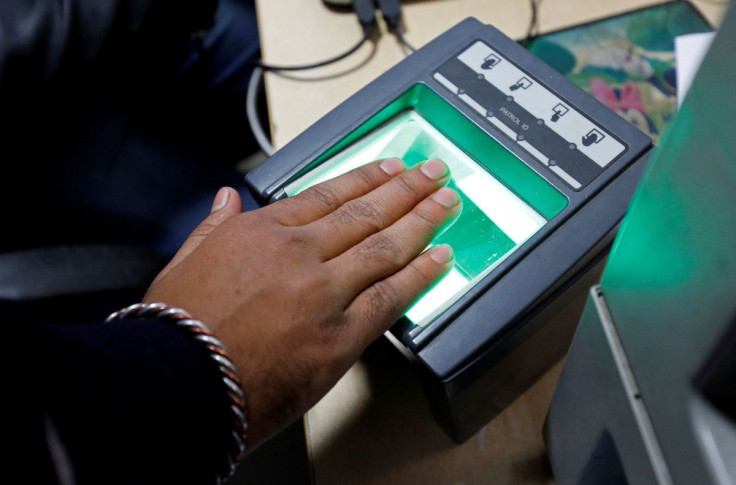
left=247, top=18, right=652, bottom=441
left=545, top=6, right=736, bottom=483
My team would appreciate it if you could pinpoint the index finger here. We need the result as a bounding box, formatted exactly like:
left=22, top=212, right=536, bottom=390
left=269, top=158, right=406, bottom=227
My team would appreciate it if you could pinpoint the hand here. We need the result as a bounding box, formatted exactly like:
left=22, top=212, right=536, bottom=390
left=144, top=158, right=461, bottom=450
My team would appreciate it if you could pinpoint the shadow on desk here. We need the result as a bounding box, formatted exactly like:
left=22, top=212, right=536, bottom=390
left=309, top=338, right=558, bottom=484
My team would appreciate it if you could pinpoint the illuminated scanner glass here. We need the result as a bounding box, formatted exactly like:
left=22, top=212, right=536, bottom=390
left=285, top=110, right=547, bottom=328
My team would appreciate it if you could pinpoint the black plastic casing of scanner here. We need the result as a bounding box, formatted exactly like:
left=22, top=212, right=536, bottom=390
left=246, top=17, right=652, bottom=442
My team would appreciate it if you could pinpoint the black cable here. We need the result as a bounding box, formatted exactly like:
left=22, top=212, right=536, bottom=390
left=377, top=0, right=416, bottom=52
left=525, top=0, right=541, bottom=43
left=255, top=0, right=376, bottom=72
left=394, top=29, right=416, bottom=52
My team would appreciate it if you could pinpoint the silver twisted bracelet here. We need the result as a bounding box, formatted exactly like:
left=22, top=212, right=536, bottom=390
left=106, top=302, right=248, bottom=483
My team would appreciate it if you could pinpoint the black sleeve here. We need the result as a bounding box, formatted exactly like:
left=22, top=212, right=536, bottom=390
left=11, top=300, right=236, bottom=484
left=0, top=0, right=218, bottom=103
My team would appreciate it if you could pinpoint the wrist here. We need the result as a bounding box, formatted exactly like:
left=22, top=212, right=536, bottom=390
left=106, top=302, right=248, bottom=480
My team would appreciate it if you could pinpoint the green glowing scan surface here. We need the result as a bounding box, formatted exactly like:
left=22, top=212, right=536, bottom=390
left=285, top=83, right=568, bottom=328
left=286, top=110, right=550, bottom=327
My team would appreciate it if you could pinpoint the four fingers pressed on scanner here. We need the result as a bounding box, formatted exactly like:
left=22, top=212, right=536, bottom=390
left=307, top=159, right=452, bottom=260
left=280, top=158, right=461, bottom=338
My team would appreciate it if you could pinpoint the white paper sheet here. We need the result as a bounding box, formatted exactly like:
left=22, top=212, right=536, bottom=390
left=675, top=32, right=716, bottom=108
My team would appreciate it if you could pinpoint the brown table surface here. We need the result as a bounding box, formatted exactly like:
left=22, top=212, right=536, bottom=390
left=253, top=1, right=728, bottom=483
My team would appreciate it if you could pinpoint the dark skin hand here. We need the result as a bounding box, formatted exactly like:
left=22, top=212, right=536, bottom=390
left=144, top=158, right=462, bottom=450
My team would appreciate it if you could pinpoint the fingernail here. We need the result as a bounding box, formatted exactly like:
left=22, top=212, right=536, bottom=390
left=420, top=159, right=449, bottom=180
left=430, top=244, right=454, bottom=264
left=432, top=187, right=460, bottom=208
left=211, top=187, right=230, bottom=213
left=380, top=158, right=405, bottom=176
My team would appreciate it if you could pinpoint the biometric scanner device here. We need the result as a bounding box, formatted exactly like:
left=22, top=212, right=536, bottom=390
left=245, top=18, right=652, bottom=442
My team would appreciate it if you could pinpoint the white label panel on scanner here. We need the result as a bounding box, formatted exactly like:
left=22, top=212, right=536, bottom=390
left=450, top=41, right=625, bottom=170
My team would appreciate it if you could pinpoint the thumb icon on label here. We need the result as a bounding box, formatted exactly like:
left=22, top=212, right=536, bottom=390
left=551, top=104, right=569, bottom=123
left=510, top=77, right=532, bottom=91
left=482, top=54, right=500, bottom=70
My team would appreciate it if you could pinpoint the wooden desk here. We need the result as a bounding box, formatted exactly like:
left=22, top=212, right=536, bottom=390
left=253, top=1, right=727, bottom=483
